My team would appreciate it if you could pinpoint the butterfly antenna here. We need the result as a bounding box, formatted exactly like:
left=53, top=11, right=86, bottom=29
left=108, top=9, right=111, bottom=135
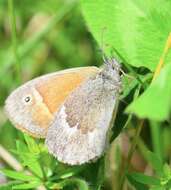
left=99, top=27, right=123, bottom=74
left=99, top=27, right=109, bottom=63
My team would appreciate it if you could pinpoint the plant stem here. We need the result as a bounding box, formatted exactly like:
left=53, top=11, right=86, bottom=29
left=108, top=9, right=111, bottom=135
left=8, top=0, right=22, bottom=84
left=118, top=32, right=171, bottom=189
left=150, top=121, right=163, bottom=161
left=122, top=85, right=141, bottom=130
left=127, top=120, right=144, bottom=170
left=152, top=32, right=171, bottom=81
left=118, top=120, right=144, bottom=190
left=97, top=157, right=105, bottom=190
left=0, top=144, right=22, bottom=171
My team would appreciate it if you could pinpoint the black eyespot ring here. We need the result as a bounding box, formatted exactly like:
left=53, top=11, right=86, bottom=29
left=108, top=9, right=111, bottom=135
left=24, top=96, right=31, bottom=103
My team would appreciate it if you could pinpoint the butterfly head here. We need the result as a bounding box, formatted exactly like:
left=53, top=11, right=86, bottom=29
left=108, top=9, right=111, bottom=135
left=101, top=57, right=121, bottom=89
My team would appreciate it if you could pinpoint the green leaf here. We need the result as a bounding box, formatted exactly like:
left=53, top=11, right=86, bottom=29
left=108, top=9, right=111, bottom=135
left=23, top=159, right=44, bottom=179
left=150, top=186, right=165, bottom=190
left=12, top=181, right=42, bottom=189
left=0, top=181, right=21, bottom=190
left=1, top=169, right=37, bottom=181
left=54, top=166, right=85, bottom=179
left=150, top=121, right=163, bottom=162
left=52, top=178, right=89, bottom=190
left=23, top=134, right=40, bottom=154
left=120, top=73, right=152, bottom=99
left=127, top=173, right=148, bottom=190
left=145, top=151, right=163, bottom=176
left=15, top=139, right=44, bottom=179
left=15, top=140, right=28, bottom=153
left=126, top=63, right=171, bottom=121
left=129, top=172, right=160, bottom=186
left=120, top=75, right=139, bottom=99
left=81, top=0, right=171, bottom=70
left=163, top=164, right=171, bottom=178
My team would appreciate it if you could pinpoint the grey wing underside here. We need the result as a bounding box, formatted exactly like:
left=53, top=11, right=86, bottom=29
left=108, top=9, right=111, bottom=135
left=45, top=75, right=119, bottom=165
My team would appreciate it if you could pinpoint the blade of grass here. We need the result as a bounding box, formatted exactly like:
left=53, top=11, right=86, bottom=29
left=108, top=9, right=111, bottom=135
left=150, top=121, right=163, bottom=162
left=19, top=1, right=76, bottom=58
left=0, top=1, right=76, bottom=80
left=8, top=0, right=21, bottom=84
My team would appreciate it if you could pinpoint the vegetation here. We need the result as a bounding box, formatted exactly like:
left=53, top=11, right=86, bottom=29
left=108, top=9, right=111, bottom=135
left=0, top=0, right=171, bottom=189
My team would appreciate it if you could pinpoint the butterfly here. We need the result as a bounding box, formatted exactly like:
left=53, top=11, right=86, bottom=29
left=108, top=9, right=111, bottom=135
left=5, top=58, right=121, bottom=165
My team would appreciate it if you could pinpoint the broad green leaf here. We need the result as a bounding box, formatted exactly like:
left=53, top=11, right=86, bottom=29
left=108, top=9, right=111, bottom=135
left=1, top=169, right=37, bottom=181
left=129, top=172, right=160, bottom=186
left=126, top=63, right=171, bottom=121
left=81, top=0, right=171, bottom=70
left=12, top=181, right=41, bottom=189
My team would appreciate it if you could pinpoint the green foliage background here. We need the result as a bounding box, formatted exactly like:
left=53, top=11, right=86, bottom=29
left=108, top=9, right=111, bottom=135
left=0, top=0, right=171, bottom=189
left=0, top=0, right=100, bottom=149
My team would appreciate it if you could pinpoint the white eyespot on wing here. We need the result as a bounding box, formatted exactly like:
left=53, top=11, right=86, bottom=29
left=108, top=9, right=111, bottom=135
left=46, top=73, right=120, bottom=165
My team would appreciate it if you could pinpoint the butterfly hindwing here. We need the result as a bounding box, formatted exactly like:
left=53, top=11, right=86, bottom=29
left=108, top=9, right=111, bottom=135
left=46, top=69, right=120, bottom=165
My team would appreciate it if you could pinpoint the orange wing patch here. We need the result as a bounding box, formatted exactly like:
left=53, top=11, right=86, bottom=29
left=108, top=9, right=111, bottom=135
left=36, top=67, right=100, bottom=114
left=31, top=102, right=53, bottom=128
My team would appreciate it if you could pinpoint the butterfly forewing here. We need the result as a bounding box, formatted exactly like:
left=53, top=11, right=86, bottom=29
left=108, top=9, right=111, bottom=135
left=5, top=67, right=100, bottom=138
